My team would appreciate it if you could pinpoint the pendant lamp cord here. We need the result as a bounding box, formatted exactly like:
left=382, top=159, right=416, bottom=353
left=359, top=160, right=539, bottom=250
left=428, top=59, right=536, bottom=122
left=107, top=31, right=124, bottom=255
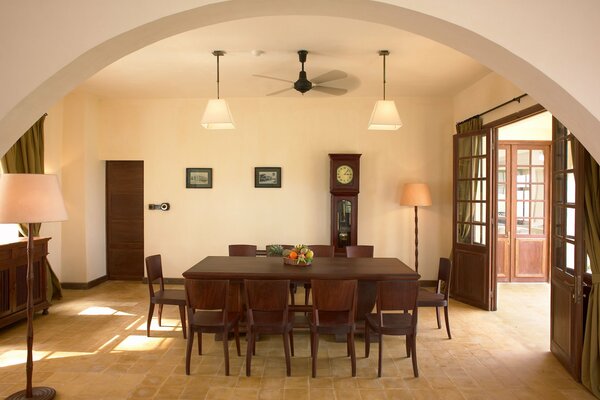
left=382, top=52, right=386, bottom=101
left=216, top=53, right=220, bottom=99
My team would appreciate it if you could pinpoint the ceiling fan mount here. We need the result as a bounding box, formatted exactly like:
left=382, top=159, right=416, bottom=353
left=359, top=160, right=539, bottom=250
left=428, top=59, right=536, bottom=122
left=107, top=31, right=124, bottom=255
left=254, top=50, right=348, bottom=96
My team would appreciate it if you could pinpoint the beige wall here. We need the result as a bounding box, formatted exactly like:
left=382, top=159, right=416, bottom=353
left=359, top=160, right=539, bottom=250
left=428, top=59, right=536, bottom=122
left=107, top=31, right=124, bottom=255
left=91, top=96, right=453, bottom=280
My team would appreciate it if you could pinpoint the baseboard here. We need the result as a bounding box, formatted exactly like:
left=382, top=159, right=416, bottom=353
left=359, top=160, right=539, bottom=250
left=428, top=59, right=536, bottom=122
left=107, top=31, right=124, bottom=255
left=420, top=280, right=437, bottom=287
left=141, top=277, right=184, bottom=285
left=61, top=275, right=108, bottom=290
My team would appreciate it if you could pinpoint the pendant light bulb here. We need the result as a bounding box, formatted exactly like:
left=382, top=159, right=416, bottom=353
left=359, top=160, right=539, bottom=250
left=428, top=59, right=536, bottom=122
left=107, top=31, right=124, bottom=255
left=368, top=50, right=402, bottom=130
left=201, top=50, right=235, bottom=130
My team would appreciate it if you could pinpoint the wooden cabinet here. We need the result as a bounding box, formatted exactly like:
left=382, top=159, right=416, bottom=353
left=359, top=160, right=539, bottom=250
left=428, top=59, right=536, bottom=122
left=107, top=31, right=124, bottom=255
left=0, top=237, right=50, bottom=329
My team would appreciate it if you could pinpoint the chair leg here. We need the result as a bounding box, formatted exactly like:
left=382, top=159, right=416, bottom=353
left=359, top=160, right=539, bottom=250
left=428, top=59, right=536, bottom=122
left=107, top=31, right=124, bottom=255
left=178, top=305, right=187, bottom=339
left=283, top=332, right=291, bottom=377
left=349, top=331, right=356, bottom=377
left=198, top=332, right=202, bottom=355
left=304, top=284, right=311, bottom=305
left=406, top=335, right=411, bottom=358
left=435, top=306, right=441, bottom=329
left=311, top=332, right=319, bottom=378
left=235, top=323, right=241, bottom=356
left=289, top=329, right=295, bottom=357
left=146, top=302, right=155, bottom=337
left=223, top=328, right=230, bottom=376
left=158, top=304, right=164, bottom=326
left=410, top=334, right=419, bottom=378
left=246, top=331, right=254, bottom=377
left=185, top=328, right=194, bottom=375
left=347, top=333, right=351, bottom=357
left=444, top=305, right=452, bottom=339
left=377, top=333, right=383, bottom=378
left=290, top=285, right=296, bottom=306
left=365, top=324, right=371, bottom=358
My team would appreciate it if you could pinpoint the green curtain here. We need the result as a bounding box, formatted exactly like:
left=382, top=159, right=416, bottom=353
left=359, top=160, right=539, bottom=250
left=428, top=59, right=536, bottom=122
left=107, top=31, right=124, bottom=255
left=456, top=116, right=483, bottom=243
left=582, top=152, right=600, bottom=396
left=1, top=114, right=63, bottom=301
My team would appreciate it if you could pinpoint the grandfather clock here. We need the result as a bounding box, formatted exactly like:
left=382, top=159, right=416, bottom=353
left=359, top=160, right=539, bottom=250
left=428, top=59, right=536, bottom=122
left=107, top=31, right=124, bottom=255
left=329, top=154, right=361, bottom=256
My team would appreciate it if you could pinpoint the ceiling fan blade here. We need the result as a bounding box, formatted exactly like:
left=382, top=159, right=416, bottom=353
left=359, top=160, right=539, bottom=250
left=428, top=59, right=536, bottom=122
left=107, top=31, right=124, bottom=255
left=253, top=74, right=294, bottom=84
left=311, top=70, right=348, bottom=84
left=266, top=87, right=294, bottom=96
left=312, top=86, right=348, bottom=96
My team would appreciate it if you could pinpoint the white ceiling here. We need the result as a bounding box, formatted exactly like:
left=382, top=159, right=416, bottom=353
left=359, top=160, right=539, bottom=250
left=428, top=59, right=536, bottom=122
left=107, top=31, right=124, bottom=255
left=77, top=16, right=490, bottom=99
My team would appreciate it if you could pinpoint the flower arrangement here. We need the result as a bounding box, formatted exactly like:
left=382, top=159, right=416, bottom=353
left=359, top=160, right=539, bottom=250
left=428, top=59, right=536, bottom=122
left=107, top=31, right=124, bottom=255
left=282, top=244, right=313, bottom=266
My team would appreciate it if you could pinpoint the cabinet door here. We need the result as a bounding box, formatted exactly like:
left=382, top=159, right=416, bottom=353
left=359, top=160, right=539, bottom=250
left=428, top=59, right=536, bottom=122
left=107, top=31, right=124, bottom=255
left=0, top=266, right=10, bottom=318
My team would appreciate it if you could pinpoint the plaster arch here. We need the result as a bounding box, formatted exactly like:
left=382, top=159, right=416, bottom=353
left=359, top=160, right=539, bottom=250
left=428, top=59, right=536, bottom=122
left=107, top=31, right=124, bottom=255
left=1, top=0, right=599, bottom=159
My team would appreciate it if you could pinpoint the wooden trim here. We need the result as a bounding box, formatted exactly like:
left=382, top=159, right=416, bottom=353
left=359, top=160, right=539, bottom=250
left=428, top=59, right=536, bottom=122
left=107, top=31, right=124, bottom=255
left=142, top=277, right=184, bottom=285
left=61, top=275, right=108, bottom=290
left=483, top=104, right=546, bottom=129
left=419, top=280, right=437, bottom=288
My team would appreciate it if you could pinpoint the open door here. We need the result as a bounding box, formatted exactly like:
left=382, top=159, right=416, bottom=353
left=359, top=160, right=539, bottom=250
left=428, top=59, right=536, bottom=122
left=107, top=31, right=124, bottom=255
left=550, top=118, right=584, bottom=379
left=451, top=129, right=496, bottom=311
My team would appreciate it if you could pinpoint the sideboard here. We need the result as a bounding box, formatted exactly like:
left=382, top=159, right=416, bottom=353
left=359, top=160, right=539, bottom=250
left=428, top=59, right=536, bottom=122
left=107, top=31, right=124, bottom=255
left=0, top=237, right=51, bottom=329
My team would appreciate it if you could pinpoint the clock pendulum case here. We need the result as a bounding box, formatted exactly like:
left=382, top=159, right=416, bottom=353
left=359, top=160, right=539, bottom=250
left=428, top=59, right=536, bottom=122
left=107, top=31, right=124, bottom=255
left=329, top=154, right=361, bottom=256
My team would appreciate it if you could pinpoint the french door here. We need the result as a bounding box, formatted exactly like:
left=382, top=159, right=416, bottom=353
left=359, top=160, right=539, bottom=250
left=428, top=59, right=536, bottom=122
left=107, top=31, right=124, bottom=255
left=451, top=129, right=496, bottom=311
left=497, top=142, right=551, bottom=282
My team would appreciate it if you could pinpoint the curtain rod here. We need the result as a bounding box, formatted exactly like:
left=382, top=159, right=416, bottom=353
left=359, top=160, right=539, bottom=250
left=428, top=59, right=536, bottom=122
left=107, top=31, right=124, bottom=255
left=457, top=93, right=528, bottom=125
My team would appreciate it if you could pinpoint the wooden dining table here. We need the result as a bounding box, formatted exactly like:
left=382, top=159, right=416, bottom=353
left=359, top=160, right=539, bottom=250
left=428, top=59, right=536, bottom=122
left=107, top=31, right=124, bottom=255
left=183, top=256, right=419, bottom=335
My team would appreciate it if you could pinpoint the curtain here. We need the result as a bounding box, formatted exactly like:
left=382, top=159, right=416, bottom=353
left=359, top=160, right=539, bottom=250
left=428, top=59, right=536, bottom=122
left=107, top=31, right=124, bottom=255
left=456, top=116, right=483, bottom=243
left=1, top=114, right=62, bottom=301
left=582, top=152, right=600, bottom=396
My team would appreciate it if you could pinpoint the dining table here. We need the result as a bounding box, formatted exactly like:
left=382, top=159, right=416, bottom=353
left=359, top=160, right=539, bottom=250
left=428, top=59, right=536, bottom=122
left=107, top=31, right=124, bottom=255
left=183, top=255, right=419, bottom=335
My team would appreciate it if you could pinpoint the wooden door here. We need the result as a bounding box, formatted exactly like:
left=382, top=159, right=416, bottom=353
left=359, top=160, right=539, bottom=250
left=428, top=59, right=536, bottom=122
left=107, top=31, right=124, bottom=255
left=550, top=119, right=584, bottom=379
left=106, top=161, right=144, bottom=280
left=497, top=143, right=551, bottom=282
left=451, top=129, right=496, bottom=311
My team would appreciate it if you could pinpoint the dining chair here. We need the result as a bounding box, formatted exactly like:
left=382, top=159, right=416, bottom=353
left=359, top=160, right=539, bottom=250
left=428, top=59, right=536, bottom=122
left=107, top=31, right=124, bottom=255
left=418, top=257, right=452, bottom=339
left=365, top=279, right=419, bottom=377
left=345, top=245, right=374, bottom=258
left=145, top=254, right=187, bottom=339
left=228, top=244, right=257, bottom=256
left=244, top=279, right=294, bottom=376
left=299, top=245, right=335, bottom=305
left=310, top=279, right=358, bottom=377
left=184, top=279, right=241, bottom=376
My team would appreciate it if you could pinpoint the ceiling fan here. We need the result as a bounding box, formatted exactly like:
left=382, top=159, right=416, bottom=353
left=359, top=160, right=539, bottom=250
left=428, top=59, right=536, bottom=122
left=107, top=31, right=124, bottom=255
left=254, top=50, right=348, bottom=96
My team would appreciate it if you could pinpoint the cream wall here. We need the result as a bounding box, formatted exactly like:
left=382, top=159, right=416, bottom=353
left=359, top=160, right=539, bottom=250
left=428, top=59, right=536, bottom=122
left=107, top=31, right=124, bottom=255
left=96, top=96, right=453, bottom=280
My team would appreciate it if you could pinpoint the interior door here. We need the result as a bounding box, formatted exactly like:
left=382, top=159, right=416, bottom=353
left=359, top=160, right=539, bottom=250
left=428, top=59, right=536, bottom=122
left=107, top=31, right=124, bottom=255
left=550, top=119, right=584, bottom=379
left=496, top=145, right=511, bottom=282
left=451, top=129, right=496, bottom=311
left=106, top=161, right=144, bottom=280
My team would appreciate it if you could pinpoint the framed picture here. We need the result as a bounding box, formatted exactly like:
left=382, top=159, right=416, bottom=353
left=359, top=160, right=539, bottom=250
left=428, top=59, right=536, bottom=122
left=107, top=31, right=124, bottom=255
left=186, top=168, right=212, bottom=188
left=255, top=167, right=281, bottom=188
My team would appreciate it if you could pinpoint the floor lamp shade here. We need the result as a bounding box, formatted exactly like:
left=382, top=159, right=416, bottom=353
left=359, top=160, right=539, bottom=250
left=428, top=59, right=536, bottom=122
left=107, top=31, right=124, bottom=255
left=200, top=99, right=235, bottom=130
left=0, top=174, right=66, bottom=400
left=399, top=183, right=432, bottom=207
left=368, top=100, right=402, bottom=130
left=0, top=174, right=67, bottom=223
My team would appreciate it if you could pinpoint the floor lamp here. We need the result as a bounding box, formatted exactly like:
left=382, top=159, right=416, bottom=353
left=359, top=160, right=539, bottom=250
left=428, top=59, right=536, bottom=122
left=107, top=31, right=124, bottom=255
left=0, top=174, right=67, bottom=400
left=400, top=183, right=432, bottom=273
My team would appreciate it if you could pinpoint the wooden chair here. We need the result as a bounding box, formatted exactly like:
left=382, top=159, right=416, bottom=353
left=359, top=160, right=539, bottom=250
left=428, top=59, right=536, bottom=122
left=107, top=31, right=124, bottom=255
left=145, top=254, right=187, bottom=339
left=228, top=244, right=257, bottom=256
left=310, top=279, right=358, bottom=377
left=299, top=245, right=335, bottom=305
left=184, top=279, right=241, bottom=376
left=345, top=245, right=374, bottom=258
left=244, top=279, right=294, bottom=376
left=365, top=279, right=420, bottom=377
left=418, top=257, right=452, bottom=339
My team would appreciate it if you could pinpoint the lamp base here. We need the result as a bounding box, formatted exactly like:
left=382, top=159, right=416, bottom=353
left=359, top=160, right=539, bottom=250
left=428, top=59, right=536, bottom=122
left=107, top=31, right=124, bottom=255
left=6, top=387, right=56, bottom=400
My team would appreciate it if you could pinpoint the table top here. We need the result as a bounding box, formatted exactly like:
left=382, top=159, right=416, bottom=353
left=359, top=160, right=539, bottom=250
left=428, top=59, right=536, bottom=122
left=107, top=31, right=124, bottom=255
left=183, top=256, right=419, bottom=281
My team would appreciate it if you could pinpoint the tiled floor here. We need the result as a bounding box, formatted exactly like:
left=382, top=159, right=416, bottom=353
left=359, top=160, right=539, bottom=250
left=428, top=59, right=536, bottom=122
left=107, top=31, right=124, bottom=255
left=0, top=282, right=594, bottom=399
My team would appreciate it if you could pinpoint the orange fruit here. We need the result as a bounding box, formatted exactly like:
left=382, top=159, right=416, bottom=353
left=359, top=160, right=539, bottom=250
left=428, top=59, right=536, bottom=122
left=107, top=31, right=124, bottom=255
left=289, top=251, right=298, bottom=260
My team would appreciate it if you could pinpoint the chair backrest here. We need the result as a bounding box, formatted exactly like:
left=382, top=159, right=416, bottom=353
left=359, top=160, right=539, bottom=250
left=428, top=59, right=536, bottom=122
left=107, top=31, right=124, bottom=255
left=311, top=279, right=357, bottom=324
left=376, top=280, right=419, bottom=326
left=437, top=257, right=452, bottom=299
left=345, top=245, right=374, bottom=258
left=307, top=245, right=335, bottom=257
left=229, top=244, right=257, bottom=256
left=244, top=280, right=290, bottom=325
left=145, top=254, right=164, bottom=296
left=185, top=279, right=229, bottom=312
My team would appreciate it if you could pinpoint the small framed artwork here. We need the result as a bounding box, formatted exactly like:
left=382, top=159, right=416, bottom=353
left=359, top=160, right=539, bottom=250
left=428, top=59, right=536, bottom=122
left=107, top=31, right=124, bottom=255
left=255, top=167, right=281, bottom=188
left=186, top=168, right=212, bottom=188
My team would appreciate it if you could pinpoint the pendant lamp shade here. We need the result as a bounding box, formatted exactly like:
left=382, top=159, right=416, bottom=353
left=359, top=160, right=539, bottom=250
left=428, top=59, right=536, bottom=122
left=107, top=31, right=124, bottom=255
left=200, top=99, right=235, bottom=130
left=201, top=50, right=235, bottom=130
left=368, top=100, right=402, bottom=130
left=368, top=50, right=402, bottom=131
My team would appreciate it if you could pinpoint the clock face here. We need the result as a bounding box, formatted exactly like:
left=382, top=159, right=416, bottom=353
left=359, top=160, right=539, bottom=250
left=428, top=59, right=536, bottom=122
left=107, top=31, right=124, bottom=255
left=336, top=165, right=354, bottom=184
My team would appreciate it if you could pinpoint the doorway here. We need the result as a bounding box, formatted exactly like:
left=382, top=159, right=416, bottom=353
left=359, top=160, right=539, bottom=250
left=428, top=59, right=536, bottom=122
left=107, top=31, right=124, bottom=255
left=496, top=112, right=552, bottom=283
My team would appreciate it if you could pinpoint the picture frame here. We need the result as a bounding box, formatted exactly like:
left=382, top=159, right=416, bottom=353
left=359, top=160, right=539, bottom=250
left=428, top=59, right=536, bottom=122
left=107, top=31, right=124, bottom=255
left=255, top=167, right=281, bottom=188
left=186, top=168, right=212, bottom=188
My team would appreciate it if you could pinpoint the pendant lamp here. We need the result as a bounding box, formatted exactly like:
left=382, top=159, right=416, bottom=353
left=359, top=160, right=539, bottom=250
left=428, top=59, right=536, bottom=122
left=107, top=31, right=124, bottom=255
left=368, top=50, right=402, bottom=130
left=201, top=50, right=235, bottom=130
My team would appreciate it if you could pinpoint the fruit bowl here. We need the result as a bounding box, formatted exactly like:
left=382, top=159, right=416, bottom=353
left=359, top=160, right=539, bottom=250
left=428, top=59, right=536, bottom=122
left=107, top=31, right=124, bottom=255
left=282, top=245, right=313, bottom=266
